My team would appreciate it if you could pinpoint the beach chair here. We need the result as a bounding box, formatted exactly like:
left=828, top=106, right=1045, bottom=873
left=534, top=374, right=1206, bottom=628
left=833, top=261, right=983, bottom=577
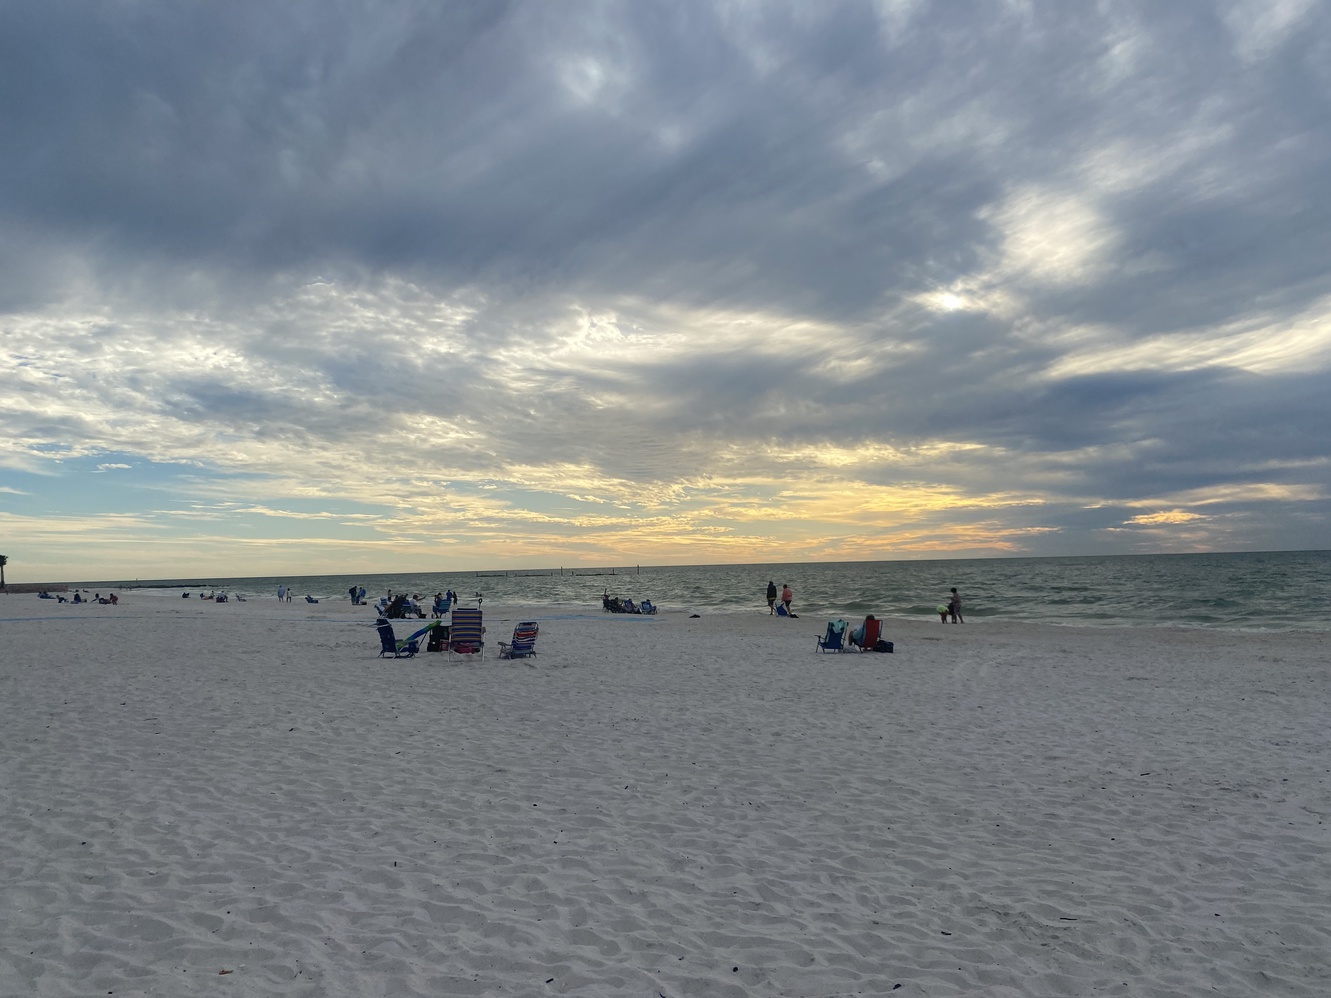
left=431, top=596, right=452, bottom=618
left=498, top=621, right=539, bottom=660
left=402, top=621, right=442, bottom=655
left=850, top=616, right=882, bottom=652
left=376, top=618, right=418, bottom=659
left=816, top=619, right=848, bottom=653
left=448, top=607, right=485, bottom=661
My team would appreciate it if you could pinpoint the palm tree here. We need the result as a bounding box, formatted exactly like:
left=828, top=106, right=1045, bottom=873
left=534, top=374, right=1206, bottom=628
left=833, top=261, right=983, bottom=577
left=0, top=554, right=7, bottom=591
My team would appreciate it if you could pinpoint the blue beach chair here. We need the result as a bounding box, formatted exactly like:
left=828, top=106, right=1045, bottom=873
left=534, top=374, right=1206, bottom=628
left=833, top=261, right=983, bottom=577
left=816, top=619, right=848, bottom=653
left=376, top=618, right=418, bottom=659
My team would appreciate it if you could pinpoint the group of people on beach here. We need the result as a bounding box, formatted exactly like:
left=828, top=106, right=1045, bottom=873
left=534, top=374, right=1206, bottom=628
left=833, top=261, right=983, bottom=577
left=766, top=581, right=795, bottom=616
left=602, top=594, right=657, bottom=614
left=380, top=592, right=426, bottom=619
left=38, top=589, right=117, bottom=604
left=766, top=580, right=964, bottom=622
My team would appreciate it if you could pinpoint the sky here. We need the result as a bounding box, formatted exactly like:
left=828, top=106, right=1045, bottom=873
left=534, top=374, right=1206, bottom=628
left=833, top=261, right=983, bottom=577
left=3, top=0, right=1331, bottom=583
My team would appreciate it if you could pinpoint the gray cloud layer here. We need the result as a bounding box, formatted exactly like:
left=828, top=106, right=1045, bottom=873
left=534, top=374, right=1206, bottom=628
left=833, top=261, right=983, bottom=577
left=3, top=0, right=1331, bottom=572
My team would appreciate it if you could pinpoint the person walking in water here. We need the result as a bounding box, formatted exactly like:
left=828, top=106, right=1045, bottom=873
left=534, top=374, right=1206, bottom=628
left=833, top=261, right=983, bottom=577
left=948, top=587, right=964, bottom=623
left=781, top=583, right=793, bottom=615
left=766, top=581, right=778, bottom=614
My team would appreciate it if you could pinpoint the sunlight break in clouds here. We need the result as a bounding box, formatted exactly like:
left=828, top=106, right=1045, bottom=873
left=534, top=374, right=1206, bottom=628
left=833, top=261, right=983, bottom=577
left=985, top=187, right=1119, bottom=288
left=1126, top=509, right=1207, bottom=526
left=1044, top=294, right=1331, bottom=379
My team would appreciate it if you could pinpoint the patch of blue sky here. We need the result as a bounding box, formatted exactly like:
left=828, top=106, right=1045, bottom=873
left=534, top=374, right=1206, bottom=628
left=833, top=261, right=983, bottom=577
left=137, top=495, right=391, bottom=541
left=0, top=473, right=44, bottom=517
left=3, top=456, right=395, bottom=537
left=497, top=488, right=621, bottom=517
left=9, top=454, right=207, bottom=516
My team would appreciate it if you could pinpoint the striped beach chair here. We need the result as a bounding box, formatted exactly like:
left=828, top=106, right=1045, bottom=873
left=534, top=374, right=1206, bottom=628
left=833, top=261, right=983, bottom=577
left=448, top=607, right=485, bottom=661
left=498, top=621, right=539, bottom=660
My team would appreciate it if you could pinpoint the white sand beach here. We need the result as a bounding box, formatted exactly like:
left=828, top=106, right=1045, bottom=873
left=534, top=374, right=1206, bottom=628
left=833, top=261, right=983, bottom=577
left=1, top=594, right=1328, bottom=997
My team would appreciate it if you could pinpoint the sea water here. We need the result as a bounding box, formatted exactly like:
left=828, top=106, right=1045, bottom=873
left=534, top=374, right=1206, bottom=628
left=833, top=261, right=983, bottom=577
left=100, top=550, right=1331, bottom=631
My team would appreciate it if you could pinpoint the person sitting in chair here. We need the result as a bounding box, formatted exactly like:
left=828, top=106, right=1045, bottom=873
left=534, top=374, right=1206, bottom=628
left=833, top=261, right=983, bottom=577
left=849, top=615, right=877, bottom=649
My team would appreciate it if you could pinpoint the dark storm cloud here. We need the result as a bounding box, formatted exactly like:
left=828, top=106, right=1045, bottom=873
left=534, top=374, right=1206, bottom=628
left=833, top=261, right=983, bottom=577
left=0, top=3, right=1059, bottom=307
left=5, top=1, right=1326, bottom=322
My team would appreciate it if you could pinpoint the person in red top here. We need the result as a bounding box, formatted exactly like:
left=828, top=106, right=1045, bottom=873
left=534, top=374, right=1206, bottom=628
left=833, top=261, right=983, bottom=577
left=780, top=584, right=793, bottom=614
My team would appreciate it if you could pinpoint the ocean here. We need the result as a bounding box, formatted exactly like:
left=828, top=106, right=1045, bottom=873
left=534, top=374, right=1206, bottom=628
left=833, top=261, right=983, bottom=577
left=91, top=550, right=1331, bottom=632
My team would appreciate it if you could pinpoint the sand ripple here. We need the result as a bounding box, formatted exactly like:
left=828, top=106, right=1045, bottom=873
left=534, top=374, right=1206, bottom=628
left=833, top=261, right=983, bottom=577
left=1, top=600, right=1328, bottom=996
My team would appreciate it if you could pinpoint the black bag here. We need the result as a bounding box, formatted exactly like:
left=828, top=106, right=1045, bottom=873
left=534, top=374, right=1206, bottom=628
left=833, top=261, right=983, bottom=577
left=874, top=639, right=893, bottom=653
left=426, top=626, right=447, bottom=653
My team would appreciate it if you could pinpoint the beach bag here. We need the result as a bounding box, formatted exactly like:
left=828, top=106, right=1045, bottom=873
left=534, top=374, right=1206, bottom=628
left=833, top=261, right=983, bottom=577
left=426, top=626, right=446, bottom=653
left=874, top=639, right=893, bottom=653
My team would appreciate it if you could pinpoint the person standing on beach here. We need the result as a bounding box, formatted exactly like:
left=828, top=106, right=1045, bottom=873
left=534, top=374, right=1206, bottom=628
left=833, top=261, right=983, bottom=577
left=766, top=581, right=777, bottom=614
left=781, top=583, right=793, bottom=614
left=277, top=584, right=286, bottom=602
left=948, top=587, right=964, bottom=623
